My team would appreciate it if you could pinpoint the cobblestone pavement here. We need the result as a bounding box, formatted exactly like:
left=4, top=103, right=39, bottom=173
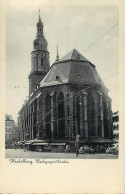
left=5, top=149, right=118, bottom=159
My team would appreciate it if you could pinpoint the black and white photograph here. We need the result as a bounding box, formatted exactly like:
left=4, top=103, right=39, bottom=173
left=1, top=0, right=125, bottom=193
left=5, top=3, right=119, bottom=159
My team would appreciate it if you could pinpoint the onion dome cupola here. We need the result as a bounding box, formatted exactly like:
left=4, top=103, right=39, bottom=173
left=34, top=11, right=48, bottom=51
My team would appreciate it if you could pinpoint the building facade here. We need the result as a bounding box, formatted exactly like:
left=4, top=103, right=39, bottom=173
left=18, top=14, right=113, bottom=146
left=5, top=115, right=18, bottom=148
left=113, top=111, right=119, bottom=142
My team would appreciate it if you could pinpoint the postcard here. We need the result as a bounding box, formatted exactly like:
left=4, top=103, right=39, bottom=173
left=0, top=0, right=124, bottom=193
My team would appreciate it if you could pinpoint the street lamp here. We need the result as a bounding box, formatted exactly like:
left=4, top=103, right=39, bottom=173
left=76, top=134, right=80, bottom=157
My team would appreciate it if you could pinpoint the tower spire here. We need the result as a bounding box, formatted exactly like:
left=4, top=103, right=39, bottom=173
left=39, top=9, right=41, bottom=21
left=56, top=46, right=59, bottom=61
left=36, top=9, right=43, bottom=38
left=37, top=9, right=43, bottom=28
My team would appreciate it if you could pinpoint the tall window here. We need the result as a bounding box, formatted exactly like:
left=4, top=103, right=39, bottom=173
left=87, top=93, right=94, bottom=136
left=9, top=134, right=11, bottom=139
left=75, top=95, right=81, bottom=135
left=45, top=94, right=51, bottom=138
left=58, top=92, right=65, bottom=139
left=41, top=58, right=43, bottom=66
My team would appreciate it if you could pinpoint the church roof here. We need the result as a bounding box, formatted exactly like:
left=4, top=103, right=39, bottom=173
left=61, top=49, right=88, bottom=62
left=5, top=114, right=14, bottom=121
left=40, top=49, right=107, bottom=89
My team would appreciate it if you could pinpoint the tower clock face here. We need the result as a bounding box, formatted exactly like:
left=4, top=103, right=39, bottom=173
left=39, top=51, right=45, bottom=57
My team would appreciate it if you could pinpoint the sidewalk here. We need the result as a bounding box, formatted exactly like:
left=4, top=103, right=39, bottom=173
left=5, top=149, right=118, bottom=159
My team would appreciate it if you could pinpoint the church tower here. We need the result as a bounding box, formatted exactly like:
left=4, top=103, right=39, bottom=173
left=28, top=12, right=50, bottom=94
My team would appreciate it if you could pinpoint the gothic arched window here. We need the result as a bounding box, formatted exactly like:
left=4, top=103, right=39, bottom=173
left=45, top=94, right=51, bottom=138
left=41, top=57, right=43, bottom=66
left=75, top=95, right=81, bottom=136
left=87, top=93, right=94, bottom=136
left=57, top=92, right=65, bottom=139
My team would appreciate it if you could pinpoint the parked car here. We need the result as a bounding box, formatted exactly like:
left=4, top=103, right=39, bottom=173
left=79, top=147, right=85, bottom=154
left=83, top=145, right=90, bottom=153
left=106, top=147, right=113, bottom=154
left=106, top=144, right=119, bottom=155
left=112, top=144, right=119, bottom=155
left=89, top=147, right=95, bottom=154
left=65, top=145, right=71, bottom=152
left=78, top=145, right=90, bottom=154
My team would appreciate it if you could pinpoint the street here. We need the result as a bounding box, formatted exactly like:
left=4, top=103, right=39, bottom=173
left=5, top=149, right=118, bottom=159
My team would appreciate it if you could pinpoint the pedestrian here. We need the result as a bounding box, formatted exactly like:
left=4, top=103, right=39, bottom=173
left=76, top=135, right=80, bottom=157
left=76, top=142, right=79, bottom=157
left=75, top=134, right=80, bottom=157
left=23, top=144, right=27, bottom=152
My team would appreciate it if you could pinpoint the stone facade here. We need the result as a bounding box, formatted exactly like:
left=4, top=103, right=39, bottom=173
left=113, top=111, right=119, bottom=142
left=18, top=14, right=113, bottom=144
left=5, top=115, right=18, bottom=148
left=18, top=85, right=113, bottom=141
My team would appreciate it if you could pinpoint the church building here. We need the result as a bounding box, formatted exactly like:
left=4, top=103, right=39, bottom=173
left=18, top=13, right=113, bottom=149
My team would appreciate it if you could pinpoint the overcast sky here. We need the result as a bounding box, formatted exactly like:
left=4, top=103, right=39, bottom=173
left=6, top=3, right=118, bottom=122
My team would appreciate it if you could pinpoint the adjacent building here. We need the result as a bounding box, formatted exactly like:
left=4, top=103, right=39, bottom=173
left=5, top=114, right=18, bottom=148
left=18, top=14, right=113, bottom=148
left=113, top=111, right=119, bottom=142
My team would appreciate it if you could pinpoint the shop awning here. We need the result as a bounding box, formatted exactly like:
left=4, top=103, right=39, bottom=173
left=25, top=139, right=47, bottom=144
left=92, top=139, right=106, bottom=143
left=24, top=140, right=34, bottom=144
left=32, top=143, right=49, bottom=146
left=105, top=139, right=114, bottom=143
left=88, top=137, right=114, bottom=144
left=69, top=140, right=86, bottom=144
left=50, top=143, right=66, bottom=146
left=25, top=142, right=32, bottom=145
left=17, top=141, right=24, bottom=145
